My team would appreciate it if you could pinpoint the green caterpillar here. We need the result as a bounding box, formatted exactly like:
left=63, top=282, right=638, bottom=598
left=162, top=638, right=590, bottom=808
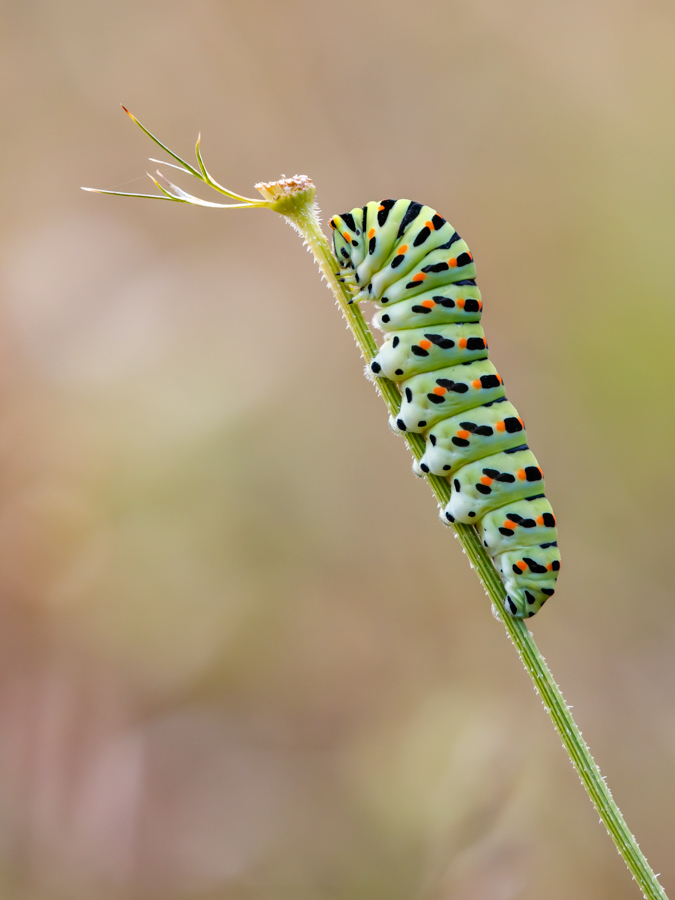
left=329, top=200, right=560, bottom=618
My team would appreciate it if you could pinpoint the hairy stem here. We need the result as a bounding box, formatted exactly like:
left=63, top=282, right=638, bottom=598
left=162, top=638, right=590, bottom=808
left=284, top=200, right=668, bottom=900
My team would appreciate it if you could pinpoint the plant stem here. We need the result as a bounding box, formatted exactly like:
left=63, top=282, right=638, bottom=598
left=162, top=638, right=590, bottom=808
left=284, top=199, right=668, bottom=900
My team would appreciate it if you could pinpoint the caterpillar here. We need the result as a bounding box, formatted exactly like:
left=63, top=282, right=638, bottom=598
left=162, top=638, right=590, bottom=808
left=329, top=200, right=560, bottom=618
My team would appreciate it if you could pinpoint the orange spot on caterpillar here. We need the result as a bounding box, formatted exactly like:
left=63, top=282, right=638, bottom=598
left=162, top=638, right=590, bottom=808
left=515, top=560, right=527, bottom=572
left=329, top=219, right=336, bottom=229
left=368, top=228, right=375, bottom=238
left=547, top=562, right=554, bottom=571
left=343, top=232, right=352, bottom=243
left=504, top=520, right=516, bottom=529
left=425, top=220, right=435, bottom=230
left=457, top=429, right=470, bottom=439
left=480, top=476, right=493, bottom=486
left=433, top=386, right=448, bottom=396
left=472, top=379, right=481, bottom=389
left=496, top=421, right=506, bottom=432
left=399, top=245, right=408, bottom=254
left=478, top=300, right=483, bottom=310
left=421, top=299, right=435, bottom=308
left=457, top=298, right=465, bottom=308
left=411, top=273, right=427, bottom=282
left=536, top=515, right=544, bottom=525
left=448, top=258, right=458, bottom=267
left=378, top=205, right=385, bottom=211
left=517, top=469, right=527, bottom=480
left=419, top=339, right=432, bottom=350
left=459, top=338, right=467, bottom=349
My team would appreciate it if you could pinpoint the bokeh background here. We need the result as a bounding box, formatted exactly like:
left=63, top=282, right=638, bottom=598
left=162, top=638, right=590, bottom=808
left=1, top=1, right=674, bottom=897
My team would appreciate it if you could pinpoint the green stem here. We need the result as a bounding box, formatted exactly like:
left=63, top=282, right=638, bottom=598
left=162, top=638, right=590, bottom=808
left=287, top=201, right=668, bottom=900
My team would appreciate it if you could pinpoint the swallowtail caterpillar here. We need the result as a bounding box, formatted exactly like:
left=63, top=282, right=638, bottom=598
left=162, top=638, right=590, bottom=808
left=330, top=200, right=560, bottom=618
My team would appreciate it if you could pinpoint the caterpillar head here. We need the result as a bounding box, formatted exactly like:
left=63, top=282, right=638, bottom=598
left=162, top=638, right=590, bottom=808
left=330, top=209, right=366, bottom=269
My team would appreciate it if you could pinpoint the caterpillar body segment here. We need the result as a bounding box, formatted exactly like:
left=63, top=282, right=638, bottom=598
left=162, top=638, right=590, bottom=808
left=478, top=496, right=557, bottom=556
left=330, top=200, right=560, bottom=618
left=373, top=284, right=483, bottom=331
left=445, top=447, right=543, bottom=522
left=419, top=399, right=527, bottom=475
left=373, top=323, right=488, bottom=381
left=395, top=360, right=506, bottom=434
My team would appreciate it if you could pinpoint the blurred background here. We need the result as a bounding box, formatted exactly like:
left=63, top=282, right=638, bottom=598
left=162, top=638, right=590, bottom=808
left=0, top=0, right=674, bottom=897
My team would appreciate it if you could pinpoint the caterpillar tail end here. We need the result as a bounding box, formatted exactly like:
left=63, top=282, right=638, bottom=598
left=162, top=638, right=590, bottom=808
left=503, top=587, right=554, bottom=618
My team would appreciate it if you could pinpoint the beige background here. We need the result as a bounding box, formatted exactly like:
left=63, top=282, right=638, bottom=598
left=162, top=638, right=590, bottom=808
left=1, top=1, right=674, bottom=897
